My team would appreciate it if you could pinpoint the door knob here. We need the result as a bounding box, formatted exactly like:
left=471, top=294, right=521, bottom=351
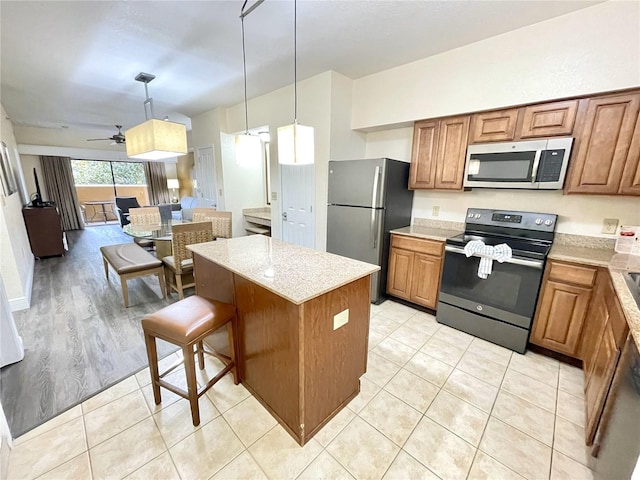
left=282, top=212, right=287, bottom=220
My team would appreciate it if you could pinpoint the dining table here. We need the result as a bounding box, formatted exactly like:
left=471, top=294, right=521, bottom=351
left=122, top=219, right=187, bottom=259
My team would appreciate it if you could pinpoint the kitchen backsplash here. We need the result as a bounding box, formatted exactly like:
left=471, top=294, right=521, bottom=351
left=413, top=217, right=464, bottom=231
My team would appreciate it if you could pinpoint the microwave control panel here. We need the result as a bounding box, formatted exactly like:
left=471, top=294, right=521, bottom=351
left=536, top=149, right=566, bottom=182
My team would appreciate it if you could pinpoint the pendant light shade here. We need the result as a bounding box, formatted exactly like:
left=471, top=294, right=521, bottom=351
left=235, top=1, right=263, bottom=167
left=235, top=133, right=262, bottom=167
left=277, top=122, right=314, bottom=165
left=126, top=119, right=187, bottom=160
left=277, top=0, right=314, bottom=165
left=125, top=72, right=188, bottom=161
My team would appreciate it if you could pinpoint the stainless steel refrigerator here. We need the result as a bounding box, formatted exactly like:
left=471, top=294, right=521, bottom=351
left=327, top=158, right=414, bottom=304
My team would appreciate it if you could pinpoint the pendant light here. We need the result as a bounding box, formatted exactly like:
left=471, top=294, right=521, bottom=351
left=125, top=72, right=187, bottom=161
left=235, top=1, right=262, bottom=167
left=277, top=0, right=314, bottom=165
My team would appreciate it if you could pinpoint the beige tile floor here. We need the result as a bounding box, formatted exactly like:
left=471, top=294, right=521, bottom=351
left=5, top=300, right=595, bottom=480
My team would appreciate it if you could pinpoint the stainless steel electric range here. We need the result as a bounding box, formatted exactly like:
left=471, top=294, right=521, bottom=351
left=436, top=208, right=557, bottom=354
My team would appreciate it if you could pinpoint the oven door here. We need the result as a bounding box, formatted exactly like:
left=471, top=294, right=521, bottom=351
left=439, top=244, right=545, bottom=328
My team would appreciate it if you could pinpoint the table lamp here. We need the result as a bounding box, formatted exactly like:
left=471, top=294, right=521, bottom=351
left=167, top=179, right=179, bottom=203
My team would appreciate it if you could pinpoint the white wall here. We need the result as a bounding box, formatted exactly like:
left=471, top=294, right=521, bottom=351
left=219, top=132, right=266, bottom=238
left=352, top=1, right=640, bottom=130
left=1, top=105, right=34, bottom=310
left=359, top=2, right=640, bottom=238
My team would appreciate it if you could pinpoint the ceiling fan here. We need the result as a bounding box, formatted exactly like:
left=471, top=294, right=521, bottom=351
left=87, top=125, right=126, bottom=144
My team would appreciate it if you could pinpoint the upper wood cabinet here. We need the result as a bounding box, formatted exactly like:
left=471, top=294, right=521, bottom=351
left=565, top=92, right=640, bottom=195
left=619, top=111, right=640, bottom=195
left=469, top=108, right=519, bottom=143
left=409, top=115, right=469, bottom=190
left=409, top=120, right=438, bottom=188
left=410, top=87, right=640, bottom=195
left=519, top=100, right=579, bottom=138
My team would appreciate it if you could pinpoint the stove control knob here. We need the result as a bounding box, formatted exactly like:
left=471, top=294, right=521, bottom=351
left=474, top=213, right=481, bottom=219
left=544, top=219, right=553, bottom=226
left=535, top=218, right=543, bottom=225
left=468, top=213, right=474, bottom=218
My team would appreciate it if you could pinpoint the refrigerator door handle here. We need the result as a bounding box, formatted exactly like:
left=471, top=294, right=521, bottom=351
left=371, top=166, right=381, bottom=208
left=371, top=166, right=380, bottom=248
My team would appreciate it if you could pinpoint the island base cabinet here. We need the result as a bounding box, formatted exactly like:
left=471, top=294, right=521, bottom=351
left=194, top=253, right=371, bottom=445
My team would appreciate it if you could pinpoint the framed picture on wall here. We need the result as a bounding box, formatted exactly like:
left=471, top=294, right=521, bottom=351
left=0, top=141, right=18, bottom=197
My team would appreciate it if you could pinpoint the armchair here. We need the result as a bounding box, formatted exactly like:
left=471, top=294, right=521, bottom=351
left=114, top=196, right=141, bottom=227
left=172, top=196, right=215, bottom=221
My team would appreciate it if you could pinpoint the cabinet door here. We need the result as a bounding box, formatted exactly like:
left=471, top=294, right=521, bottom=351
left=530, top=280, right=592, bottom=358
left=618, top=110, right=640, bottom=195
left=434, top=115, right=470, bottom=190
left=519, top=100, right=578, bottom=138
left=584, top=320, right=620, bottom=445
left=387, top=248, right=413, bottom=300
left=409, top=253, right=442, bottom=309
left=409, top=120, right=439, bottom=189
left=566, top=93, right=640, bottom=194
left=469, top=108, right=519, bottom=143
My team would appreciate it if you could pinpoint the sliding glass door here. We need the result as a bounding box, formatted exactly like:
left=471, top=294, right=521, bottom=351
left=71, top=160, right=147, bottom=224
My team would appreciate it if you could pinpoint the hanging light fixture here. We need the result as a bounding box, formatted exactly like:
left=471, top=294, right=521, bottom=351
left=277, top=0, right=314, bottom=165
left=235, top=1, right=263, bottom=167
left=125, top=72, right=187, bottom=161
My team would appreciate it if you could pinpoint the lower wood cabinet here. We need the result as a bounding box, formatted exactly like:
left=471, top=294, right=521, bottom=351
left=387, top=234, right=443, bottom=309
left=530, top=260, right=597, bottom=358
left=581, top=271, right=627, bottom=445
left=531, top=261, right=629, bottom=447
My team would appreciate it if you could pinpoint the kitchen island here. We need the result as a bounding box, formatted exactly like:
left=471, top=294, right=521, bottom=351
left=188, top=235, right=380, bottom=445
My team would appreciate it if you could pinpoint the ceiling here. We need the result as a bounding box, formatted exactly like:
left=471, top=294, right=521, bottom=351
left=1, top=0, right=601, bottom=147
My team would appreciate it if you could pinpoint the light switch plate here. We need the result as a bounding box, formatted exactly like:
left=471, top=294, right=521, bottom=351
left=333, top=309, right=349, bottom=330
left=271, top=192, right=278, bottom=201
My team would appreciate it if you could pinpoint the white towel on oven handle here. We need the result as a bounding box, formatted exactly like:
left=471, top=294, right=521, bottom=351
left=463, top=240, right=512, bottom=279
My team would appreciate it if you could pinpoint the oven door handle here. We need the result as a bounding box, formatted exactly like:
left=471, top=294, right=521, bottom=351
left=445, top=245, right=544, bottom=269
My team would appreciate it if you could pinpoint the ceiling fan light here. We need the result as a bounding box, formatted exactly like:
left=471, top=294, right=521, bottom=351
left=125, top=119, right=187, bottom=161
left=277, top=123, right=314, bottom=165
left=235, top=133, right=262, bottom=167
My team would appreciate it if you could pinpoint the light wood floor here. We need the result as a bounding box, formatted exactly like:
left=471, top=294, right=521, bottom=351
left=0, top=225, right=180, bottom=437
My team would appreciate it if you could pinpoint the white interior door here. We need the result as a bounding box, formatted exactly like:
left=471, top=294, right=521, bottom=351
left=196, top=146, right=219, bottom=207
left=280, top=164, right=315, bottom=248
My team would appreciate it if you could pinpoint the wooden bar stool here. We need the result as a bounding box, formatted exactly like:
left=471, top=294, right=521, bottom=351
left=141, top=295, right=238, bottom=426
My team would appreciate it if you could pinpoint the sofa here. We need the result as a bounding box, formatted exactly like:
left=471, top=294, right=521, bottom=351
left=172, top=196, right=215, bottom=221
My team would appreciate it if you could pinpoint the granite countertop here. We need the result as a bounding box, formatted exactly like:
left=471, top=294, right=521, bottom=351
left=245, top=212, right=271, bottom=222
left=390, top=225, right=462, bottom=242
left=188, top=235, right=379, bottom=305
left=548, top=244, right=617, bottom=267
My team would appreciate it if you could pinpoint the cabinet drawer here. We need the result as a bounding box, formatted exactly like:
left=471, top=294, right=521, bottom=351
left=391, top=235, right=443, bottom=256
left=548, top=261, right=597, bottom=287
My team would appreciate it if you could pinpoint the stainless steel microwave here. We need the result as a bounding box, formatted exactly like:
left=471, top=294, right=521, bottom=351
left=463, top=137, right=573, bottom=190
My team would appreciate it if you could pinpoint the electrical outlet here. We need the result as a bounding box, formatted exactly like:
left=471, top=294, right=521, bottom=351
left=333, top=309, right=349, bottom=330
left=432, top=206, right=440, bottom=217
left=602, top=218, right=619, bottom=235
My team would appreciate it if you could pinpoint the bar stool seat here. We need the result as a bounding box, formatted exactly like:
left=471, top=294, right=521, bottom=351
left=142, top=295, right=238, bottom=426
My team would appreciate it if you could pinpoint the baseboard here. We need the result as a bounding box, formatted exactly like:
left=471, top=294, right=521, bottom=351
left=8, top=258, right=33, bottom=312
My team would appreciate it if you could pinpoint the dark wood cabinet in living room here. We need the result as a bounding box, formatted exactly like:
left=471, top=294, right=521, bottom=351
left=22, top=206, right=65, bottom=258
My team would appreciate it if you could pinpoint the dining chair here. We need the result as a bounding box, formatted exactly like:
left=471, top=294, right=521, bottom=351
left=162, top=221, right=214, bottom=299
left=128, top=207, right=161, bottom=249
left=192, top=208, right=232, bottom=239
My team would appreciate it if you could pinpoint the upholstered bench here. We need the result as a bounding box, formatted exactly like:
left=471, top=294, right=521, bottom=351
left=100, top=243, right=166, bottom=307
